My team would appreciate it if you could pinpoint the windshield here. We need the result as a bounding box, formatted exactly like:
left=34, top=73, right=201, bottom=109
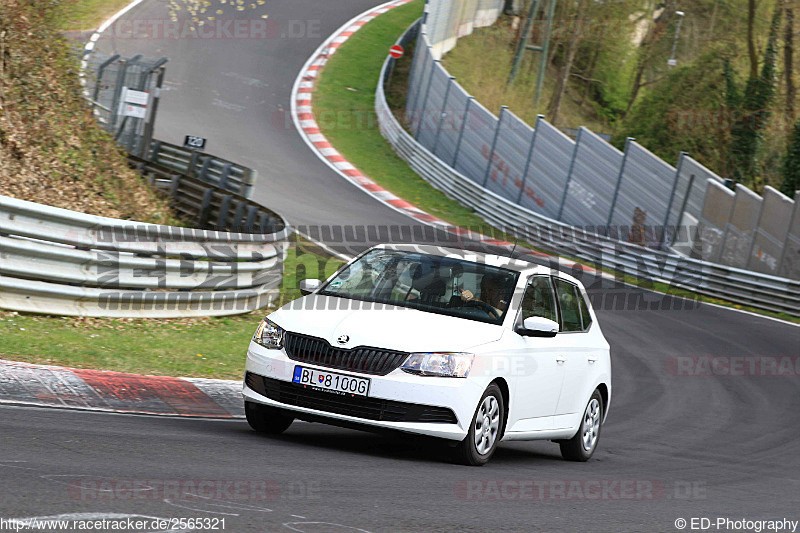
left=317, top=249, right=520, bottom=325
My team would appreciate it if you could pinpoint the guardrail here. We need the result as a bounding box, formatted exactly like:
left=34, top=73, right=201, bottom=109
left=0, top=183, right=290, bottom=317
left=145, top=140, right=256, bottom=197
left=376, top=22, right=800, bottom=317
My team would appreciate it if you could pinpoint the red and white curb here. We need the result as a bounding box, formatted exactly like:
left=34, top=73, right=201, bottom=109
left=0, top=359, right=242, bottom=418
left=289, top=0, right=599, bottom=275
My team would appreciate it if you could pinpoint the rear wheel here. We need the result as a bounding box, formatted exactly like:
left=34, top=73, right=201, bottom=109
left=245, top=401, right=294, bottom=434
left=453, top=384, right=504, bottom=466
left=559, top=389, right=603, bottom=461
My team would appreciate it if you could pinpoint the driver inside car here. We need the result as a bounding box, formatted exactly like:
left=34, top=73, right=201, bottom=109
left=460, top=273, right=511, bottom=317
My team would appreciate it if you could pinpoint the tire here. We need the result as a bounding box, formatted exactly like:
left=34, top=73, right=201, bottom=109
left=244, top=401, right=294, bottom=434
left=453, top=384, right=505, bottom=466
left=559, top=389, right=603, bottom=462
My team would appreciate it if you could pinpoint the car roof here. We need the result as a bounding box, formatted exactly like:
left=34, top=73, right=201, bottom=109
left=372, top=243, right=585, bottom=286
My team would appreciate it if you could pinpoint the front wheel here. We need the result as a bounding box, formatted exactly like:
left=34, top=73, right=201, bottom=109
left=453, top=384, right=505, bottom=466
left=245, top=401, right=294, bottom=434
left=559, top=389, right=603, bottom=461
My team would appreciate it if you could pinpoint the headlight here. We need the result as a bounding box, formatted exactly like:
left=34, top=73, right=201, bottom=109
left=253, top=318, right=284, bottom=349
left=401, top=352, right=474, bottom=378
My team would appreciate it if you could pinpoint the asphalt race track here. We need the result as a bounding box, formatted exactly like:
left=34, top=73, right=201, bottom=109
left=2, top=0, right=799, bottom=531
left=92, top=0, right=415, bottom=230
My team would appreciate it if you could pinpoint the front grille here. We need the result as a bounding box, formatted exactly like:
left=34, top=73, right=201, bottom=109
left=245, top=372, right=458, bottom=424
left=283, top=332, right=408, bottom=376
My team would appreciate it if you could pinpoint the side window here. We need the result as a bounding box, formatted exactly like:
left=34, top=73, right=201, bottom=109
left=554, top=279, right=583, bottom=332
left=578, top=288, right=593, bottom=331
left=520, top=276, right=557, bottom=323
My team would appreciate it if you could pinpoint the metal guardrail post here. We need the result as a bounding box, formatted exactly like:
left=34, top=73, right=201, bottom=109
left=415, top=59, right=439, bottom=140
left=659, top=151, right=687, bottom=249
left=217, top=195, right=233, bottom=229
left=151, top=141, right=162, bottom=164
left=218, top=163, right=232, bottom=190
left=606, top=137, right=634, bottom=233
left=170, top=174, right=182, bottom=199
left=431, top=76, right=455, bottom=156
left=232, top=202, right=247, bottom=232
left=482, top=106, right=507, bottom=188
left=516, top=114, right=544, bottom=204
left=198, top=157, right=213, bottom=184
left=93, top=54, right=120, bottom=104
left=259, top=213, right=272, bottom=233
left=188, top=152, right=201, bottom=176
left=198, top=189, right=214, bottom=226
left=451, top=96, right=474, bottom=168
left=556, top=127, right=582, bottom=221
left=245, top=206, right=259, bottom=233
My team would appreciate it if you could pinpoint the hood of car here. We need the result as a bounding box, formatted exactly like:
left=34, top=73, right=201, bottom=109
left=269, top=294, right=505, bottom=353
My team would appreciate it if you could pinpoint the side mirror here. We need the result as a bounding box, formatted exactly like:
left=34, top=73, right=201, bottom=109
left=516, top=316, right=559, bottom=337
left=299, top=279, right=321, bottom=296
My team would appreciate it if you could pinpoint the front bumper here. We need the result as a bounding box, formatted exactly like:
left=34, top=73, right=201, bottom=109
left=243, top=341, right=484, bottom=441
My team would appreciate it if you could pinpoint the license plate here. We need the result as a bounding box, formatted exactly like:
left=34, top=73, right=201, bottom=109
left=292, top=366, right=371, bottom=397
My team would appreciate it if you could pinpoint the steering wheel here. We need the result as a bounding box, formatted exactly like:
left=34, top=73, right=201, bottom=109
left=463, top=299, right=500, bottom=319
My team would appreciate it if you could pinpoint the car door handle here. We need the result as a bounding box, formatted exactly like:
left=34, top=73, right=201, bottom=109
left=556, top=356, right=566, bottom=364
left=587, top=355, right=598, bottom=364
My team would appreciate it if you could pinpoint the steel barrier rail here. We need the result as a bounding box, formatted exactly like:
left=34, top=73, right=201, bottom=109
left=0, top=191, right=290, bottom=317
left=376, top=26, right=800, bottom=316
left=146, top=140, right=256, bottom=197
left=130, top=155, right=281, bottom=236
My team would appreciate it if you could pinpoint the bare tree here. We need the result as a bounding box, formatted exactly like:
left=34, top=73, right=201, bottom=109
left=785, top=1, right=795, bottom=122
left=547, top=0, right=587, bottom=125
left=748, top=0, right=759, bottom=79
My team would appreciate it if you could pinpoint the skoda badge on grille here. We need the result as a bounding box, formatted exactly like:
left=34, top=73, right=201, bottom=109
left=337, top=334, right=350, bottom=345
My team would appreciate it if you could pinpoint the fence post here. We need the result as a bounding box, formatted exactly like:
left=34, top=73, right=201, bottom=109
left=140, top=58, right=168, bottom=159
left=556, top=127, right=583, bottom=221
left=516, top=114, right=544, bottom=204
left=404, top=23, right=422, bottom=92
left=671, top=173, right=696, bottom=247
left=109, top=58, right=128, bottom=127
left=482, top=106, right=508, bottom=188
left=407, top=35, right=428, bottom=116
left=659, top=151, right=687, bottom=249
left=451, top=96, right=474, bottom=168
left=744, top=191, right=767, bottom=270
left=606, top=137, right=634, bottom=233
left=415, top=58, right=440, bottom=140
left=93, top=54, right=120, bottom=103
left=777, top=191, right=800, bottom=276
left=432, top=76, right=455, bottom=156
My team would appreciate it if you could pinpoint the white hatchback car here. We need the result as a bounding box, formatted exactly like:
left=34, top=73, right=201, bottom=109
left=243, top=244, right=611, bottom=465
